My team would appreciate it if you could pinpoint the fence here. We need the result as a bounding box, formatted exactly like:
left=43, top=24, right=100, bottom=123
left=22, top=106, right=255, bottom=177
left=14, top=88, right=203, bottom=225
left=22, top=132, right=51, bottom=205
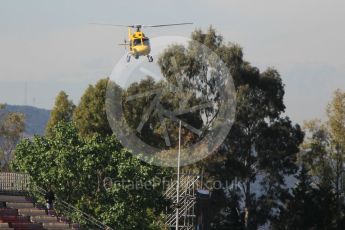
left=0, top=172, right=30, bottom=193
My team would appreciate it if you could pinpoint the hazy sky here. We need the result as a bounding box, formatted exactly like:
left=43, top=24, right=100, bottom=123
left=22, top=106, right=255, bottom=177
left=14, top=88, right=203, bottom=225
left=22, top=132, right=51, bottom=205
left=1, top=0, right=345, bottom=125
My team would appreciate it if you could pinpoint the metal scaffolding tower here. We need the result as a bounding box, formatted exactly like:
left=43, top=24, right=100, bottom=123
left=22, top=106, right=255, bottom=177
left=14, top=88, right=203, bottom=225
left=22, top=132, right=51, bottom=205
left=164, top=173, right=202, bottom=229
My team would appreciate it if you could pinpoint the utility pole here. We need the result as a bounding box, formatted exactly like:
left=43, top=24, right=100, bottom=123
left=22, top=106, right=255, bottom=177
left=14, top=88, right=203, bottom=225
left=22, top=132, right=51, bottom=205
left=176, top=120, right=182, bottom=230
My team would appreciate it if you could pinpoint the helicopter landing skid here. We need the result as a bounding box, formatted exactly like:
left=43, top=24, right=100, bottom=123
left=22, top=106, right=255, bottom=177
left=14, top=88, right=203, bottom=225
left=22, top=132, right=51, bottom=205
left=126, top=54, right=153, bottom=63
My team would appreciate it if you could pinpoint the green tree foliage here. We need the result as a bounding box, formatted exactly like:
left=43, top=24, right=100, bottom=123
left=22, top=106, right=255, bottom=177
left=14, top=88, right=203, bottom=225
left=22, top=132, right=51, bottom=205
left=157, top=27, right=304, bottom=229
left=120, top=76, right=203, bottom=150
left=45, top=91, right=75, bottom=136
left=273, top=165, right=337, bottom=230
left=328, top=89, right=345, bottom=148
left=300, top=119, right=331, bottom=177
left=327, top=89, right=345, bottom=228
left=73, top=79, right=112, bottom=137
left=273, top=165, right=319, bottom=229
left=0, top=104, right=25, bottom=170
left=300, top=89, right=345, bottom=228
left=210, top=191, right=245, bottom=230
left=11, top=122, right=169, bottom=229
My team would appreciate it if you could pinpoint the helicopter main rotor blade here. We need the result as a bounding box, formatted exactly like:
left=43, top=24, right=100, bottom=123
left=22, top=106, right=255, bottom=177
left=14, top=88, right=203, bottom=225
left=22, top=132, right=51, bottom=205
left=143, top=22, right=193, bottom=28
left=89, top=23, right=137, bottom=28
left=90, top=22, right=193, bottom=29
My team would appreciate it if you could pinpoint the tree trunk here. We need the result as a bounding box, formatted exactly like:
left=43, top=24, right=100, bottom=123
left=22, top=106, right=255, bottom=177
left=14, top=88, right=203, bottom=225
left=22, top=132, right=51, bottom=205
left=244, top=180, right=252, bottom=230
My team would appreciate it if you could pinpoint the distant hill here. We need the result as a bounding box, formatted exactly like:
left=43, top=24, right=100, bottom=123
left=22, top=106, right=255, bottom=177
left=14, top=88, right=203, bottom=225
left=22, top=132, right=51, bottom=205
left=2, top=105, right=51, bottom=136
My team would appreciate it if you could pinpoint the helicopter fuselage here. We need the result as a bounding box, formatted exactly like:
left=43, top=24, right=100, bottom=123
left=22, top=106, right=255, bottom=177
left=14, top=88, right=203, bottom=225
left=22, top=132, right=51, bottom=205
left=129, top=29, right=151, bottom=58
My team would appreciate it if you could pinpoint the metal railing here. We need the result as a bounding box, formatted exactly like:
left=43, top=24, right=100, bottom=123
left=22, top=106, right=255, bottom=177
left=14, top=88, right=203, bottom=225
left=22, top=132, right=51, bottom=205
left=30, top=184, right=113, bottom=230
left=0, top=172, right=113, bottom=230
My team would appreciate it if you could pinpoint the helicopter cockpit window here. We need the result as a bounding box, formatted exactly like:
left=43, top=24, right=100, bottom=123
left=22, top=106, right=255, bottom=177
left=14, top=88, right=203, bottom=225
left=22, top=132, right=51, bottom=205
left=143, top=38, right=150, bottom=45
left=133, top=39, right=141, bottom=46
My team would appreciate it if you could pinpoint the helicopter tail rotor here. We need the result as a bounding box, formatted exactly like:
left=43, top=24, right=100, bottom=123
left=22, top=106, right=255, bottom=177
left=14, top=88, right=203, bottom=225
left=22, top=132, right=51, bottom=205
left=124, top=39, right=127, bottom=51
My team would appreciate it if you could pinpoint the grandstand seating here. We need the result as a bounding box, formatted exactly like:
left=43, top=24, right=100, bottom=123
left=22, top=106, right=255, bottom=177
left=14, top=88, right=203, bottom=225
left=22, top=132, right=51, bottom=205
left=0, top=195, right=73, bottom=230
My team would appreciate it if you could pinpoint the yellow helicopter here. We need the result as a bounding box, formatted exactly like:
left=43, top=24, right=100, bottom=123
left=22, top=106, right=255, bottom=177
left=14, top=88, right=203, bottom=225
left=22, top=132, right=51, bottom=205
left=93, top=23, right=193, bottom=62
